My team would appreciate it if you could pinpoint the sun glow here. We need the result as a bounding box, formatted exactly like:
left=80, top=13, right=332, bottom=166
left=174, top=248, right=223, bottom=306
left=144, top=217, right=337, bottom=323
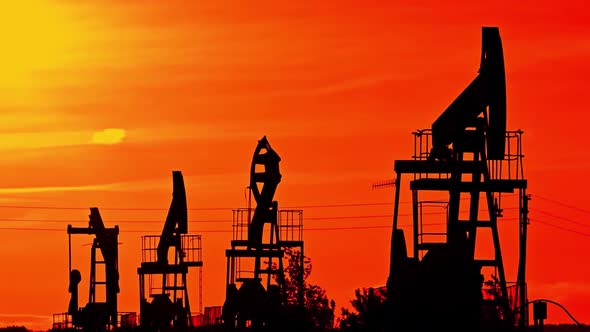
left=0, top=1, right=79, bottom=92
left=92, top=128, right=126, bottom=145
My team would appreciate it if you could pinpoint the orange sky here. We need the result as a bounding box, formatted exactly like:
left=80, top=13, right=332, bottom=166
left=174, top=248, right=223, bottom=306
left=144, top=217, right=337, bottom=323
left=1, top=0, right=589, bottom=329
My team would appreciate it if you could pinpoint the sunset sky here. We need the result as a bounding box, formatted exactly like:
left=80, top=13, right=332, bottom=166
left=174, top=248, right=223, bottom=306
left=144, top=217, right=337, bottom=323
left=0, top=0, right=589, bottom=329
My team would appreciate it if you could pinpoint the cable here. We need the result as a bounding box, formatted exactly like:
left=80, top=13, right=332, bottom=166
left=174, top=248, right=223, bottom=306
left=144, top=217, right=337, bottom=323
left=285, top=202, right=391, bottom=209
left=528, top=299, right=585, bottom=327
left=0, top=202, right=393, bottom=211
left=0, top=214, right=398, bottom=224
left=4, top=217, right=581, bottom=236
left=6, top=216, right=585, bottom=237
left=534, top=194, right=590, bottom=215
left=0, top=208, right=521, bottom=224
left=0, top=215, right=397, bottom=224
left=535, top=210, right=590, bottom=229
left=8, top=220, right=538, bottom=234
left=0, top=226, right=388, bottom=233
left=533, top=219, right=590, bottom=237
left=0, top=222, right=443, bottom=233
left=0, top=194, right=520, bottom=212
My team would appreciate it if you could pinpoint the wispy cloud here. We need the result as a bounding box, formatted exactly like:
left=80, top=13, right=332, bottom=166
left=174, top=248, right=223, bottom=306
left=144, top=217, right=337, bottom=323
left=0, top=184, right=116, bottom=194
left=270, top=75, right=395, bottom=97
left=0, top=131, right=90, bottom=150
left=0, top=174, right=235, bottom=195
left=0, top=128, right=127, bottom=151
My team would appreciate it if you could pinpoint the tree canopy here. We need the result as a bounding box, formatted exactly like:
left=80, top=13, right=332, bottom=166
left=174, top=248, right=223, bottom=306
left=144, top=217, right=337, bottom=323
left=276, top=248, right=335, bottom=331
left=339, top=287, right=387, bottom=332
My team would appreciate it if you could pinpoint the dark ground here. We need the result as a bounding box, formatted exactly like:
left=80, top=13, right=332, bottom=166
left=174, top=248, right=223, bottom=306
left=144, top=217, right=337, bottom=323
left=2, top=324, right=590, bottom=332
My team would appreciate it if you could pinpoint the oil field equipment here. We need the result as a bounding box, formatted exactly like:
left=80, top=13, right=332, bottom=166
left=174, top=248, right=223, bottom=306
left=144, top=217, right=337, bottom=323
left=222, top=136, right=304, bottom=331
left=53, top=208, right=136, bottom=331
left=386, top=27, right=529, bottom=332
left=137, top=171, right=203, bottom=331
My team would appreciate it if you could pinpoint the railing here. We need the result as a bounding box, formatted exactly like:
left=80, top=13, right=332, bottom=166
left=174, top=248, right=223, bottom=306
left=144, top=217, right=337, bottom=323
left=482, top=281, right=523, bottom=326
left=488, top=130, right=525, bottom=182
left=412, top=129, right=433, bottom=161
left=52, top=313, right=72, bottom=330
left=411, top=128, right=524, bottom=174
left=191, top=313, right=204, bottom=327
left=52, top=311, right=138, bottom=330
left=204, top=306, right=223, bottom=326
left=232, top=209, right=251, bottom=242
left=232, top=208, right=303, bottom=243
left=182, top=235, right=203, bottom=264
left=141, top=235, right=162, bottom=263
left=278, top=209, right=303, bottom=243
left=118, top=312, right=137, bottom=328
left=231, top=208, right=303, bottom=282
left=411, top=129, right=449, bottom=181
left=417, top=200, right=449, bottom=249
left=191, top=306, right=222, bottom=327
left=410, top=129, right=525, bottom=181
left=141, top=234, right=202, bottom=265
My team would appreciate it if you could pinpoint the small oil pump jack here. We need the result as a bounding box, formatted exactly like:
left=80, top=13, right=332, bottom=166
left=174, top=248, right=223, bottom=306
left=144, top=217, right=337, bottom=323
left=137, top=171, right=203, bottom=331
left=222, top=136, right=305, bottom=332
left=387, top=27, right=529, bottom=332
left=66, top=208, right=120, bottom=331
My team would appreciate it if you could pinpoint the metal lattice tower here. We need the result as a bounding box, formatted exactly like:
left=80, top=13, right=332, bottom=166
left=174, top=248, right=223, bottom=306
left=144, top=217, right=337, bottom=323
left=222, top=136, right=305, bottom=331
left=387, top=27, right=530, bottom=332
left=137, top=171, right=203, bottom=330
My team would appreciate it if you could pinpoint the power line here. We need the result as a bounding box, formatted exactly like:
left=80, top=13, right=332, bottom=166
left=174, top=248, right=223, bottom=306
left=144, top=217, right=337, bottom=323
left=3, top=216, right=587, bottom=237
left=0, top=221, right=448, bottom=233
left=286, top=203, right=391, bottom=209
left=5, top=216, right=585, bottom=236
left=533, top=219, right=590, bottom=237
left=0, top=208, right=521, bottom=224
left=534, top=209, right=590, bottom=229
left=0, top=215, right=400, bottom=224
left=0, top=202, right=393, bottom=211
left=305, top=225, right=391, bottom=231
left=534, top=194, right=590, bottom=215
left=0, top=194, right=520, bottom=212
left=1, top=219, right=540, bottom=234
left=0, top=225, right=395, bottom=233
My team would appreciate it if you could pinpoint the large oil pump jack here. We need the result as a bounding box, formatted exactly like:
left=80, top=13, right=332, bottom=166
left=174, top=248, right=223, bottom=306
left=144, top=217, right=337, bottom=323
left=65, top=208, right=120, bottom=331
left=222, top=136, right=304, bottom=332
left=386, top=27, right=529, bottom=332
left=137, top=171, right=203, bottom=331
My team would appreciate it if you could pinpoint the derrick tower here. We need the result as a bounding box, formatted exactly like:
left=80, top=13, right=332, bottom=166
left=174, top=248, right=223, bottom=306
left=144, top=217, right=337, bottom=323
left=222, top=136, right=305, bottom=331
left=137, top=171, right=203, bottom=331
left=53, top=208, right=136, bottom=331
left=387, top=27, right=530, bottom=332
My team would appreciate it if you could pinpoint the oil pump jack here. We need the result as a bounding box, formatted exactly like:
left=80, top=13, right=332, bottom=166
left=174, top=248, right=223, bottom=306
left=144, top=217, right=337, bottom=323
left=386, top=27, right=529, bottom=332
left=222, top=136, right=304, bottom=332
left=137, top=171, right=203, bottom=331
left=66, top=208, right=120, bottom=331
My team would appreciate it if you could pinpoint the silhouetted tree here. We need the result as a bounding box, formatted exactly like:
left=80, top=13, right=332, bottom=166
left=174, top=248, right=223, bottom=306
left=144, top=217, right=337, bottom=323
left=274, top=248, right=336, bottom=331
left=339, top=287, right=387, bottom=332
